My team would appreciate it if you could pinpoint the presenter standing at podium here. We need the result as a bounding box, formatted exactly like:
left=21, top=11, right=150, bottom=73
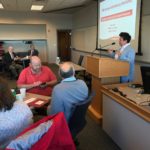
left=108, top=32, right=135, bottom=83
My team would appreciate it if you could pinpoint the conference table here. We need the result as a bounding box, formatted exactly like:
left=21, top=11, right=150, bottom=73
left=72, top=63, right=85, bottom=72
left=55, top=62, right=85, bottom=72
left=50, top=62, right=86, bottom=81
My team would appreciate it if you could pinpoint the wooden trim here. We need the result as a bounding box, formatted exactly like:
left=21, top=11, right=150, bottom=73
left=86, top=56, right=129, bottom=78
left=88, top=106, right=102, bottom=124
left=101, top=86, right=150, bottom=122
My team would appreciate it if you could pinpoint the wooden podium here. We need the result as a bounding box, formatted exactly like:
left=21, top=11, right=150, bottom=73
left=86, top=56, right=129, bottom=123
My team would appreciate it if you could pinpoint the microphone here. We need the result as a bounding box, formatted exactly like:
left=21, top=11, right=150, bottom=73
left=100, top=42, right=115, bottom=49
left=91, top=42, right=116, bottom=56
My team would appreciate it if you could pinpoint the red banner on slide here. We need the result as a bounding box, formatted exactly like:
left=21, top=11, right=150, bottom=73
left=101, top=9, right=132, bottom=22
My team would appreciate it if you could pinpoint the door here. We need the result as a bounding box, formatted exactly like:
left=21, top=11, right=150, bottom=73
left=57, top=30, right=71, bottom=61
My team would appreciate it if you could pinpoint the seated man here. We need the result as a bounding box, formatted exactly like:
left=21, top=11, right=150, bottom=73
left=3, top=46, right=23, bottom=79
left=47, top=62, right=88, bottom=122
left=17, top=56, right=57, bottom=96
left=28, top=44, right=39, bottom=56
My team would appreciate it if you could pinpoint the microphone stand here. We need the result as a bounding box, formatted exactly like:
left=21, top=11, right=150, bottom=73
left=91, top=49, right=97, bottom=56
left=91, top=43, right=115, bottom=56
left=99, top=45, right=101, bottom=57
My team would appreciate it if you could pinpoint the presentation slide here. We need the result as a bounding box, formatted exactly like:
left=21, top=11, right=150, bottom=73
left=97, top=0, right=141, bottom=52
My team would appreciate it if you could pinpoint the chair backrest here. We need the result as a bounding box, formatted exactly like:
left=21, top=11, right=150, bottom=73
left=1, top=55, right=9, bottom=71
left=78, top=55, right=84, bottom=66
left=68, top=91, right=95, bottom=138
left=6, top=113, right=76, bottom=150
left=141, top=66, right=150, bottom=93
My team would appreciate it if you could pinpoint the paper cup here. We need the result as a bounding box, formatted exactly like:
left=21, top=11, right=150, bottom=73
left=20, top=88, right=26, bottom=98
left=16, top=94, right=23, bottom=101
left=11, top=89, right=15, bottom=93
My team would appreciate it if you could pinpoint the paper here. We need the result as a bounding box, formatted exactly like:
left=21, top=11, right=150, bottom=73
left=35, top=100, right=44, bottom=105
left=25, top=98, right=36, bottom=104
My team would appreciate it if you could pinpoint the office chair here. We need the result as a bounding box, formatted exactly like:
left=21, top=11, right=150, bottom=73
left=75, top=55, right=84, bottom=78
left=75, top=56, right=83, bottom=78
left=6, top=112, right=75, bottom=150
left=76, top=55, right=92, bottom=90
left=68, top=91, right=95, bottom=140
left=0, top=59, right=4, bottom=72
left=1, top=55, right=13, bottom=79
left=78, top=55, right=84, bottom=66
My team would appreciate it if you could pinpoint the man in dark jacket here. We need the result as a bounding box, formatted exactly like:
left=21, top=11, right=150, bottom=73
left=3, top=46, right=23, bottom=79
left=28, top=44, right=39, bottom=56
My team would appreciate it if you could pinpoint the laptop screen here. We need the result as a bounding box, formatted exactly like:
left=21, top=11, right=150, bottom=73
left=140, top=66, right=150, bottom=94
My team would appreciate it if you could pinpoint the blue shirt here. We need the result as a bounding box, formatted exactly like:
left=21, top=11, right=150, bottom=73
left=48, top=77, right=88, bottom=122
left=110, top=44, right=135, bottom=83
left=0, top=101, right=33, bottom=147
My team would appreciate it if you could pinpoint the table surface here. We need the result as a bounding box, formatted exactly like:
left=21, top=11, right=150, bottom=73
left=101, top=83, right=150, bottom=122
left=23, top=92, right=51, bottom=108
left=24, top=92, right=51, bottom=101
left=55, top=62, right=85, bottom=71
left=72, top=63, right=85, bottom=71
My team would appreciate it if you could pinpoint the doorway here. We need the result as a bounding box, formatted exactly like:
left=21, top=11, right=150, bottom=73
left=57, top=30, right=71, bottom=61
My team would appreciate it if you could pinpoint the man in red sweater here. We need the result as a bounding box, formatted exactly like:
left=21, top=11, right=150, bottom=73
left=17, top=56, right=57, bottom=96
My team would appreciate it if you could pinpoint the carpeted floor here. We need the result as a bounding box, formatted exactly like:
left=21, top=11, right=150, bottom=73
left=76, top=115, right=120, bottom=150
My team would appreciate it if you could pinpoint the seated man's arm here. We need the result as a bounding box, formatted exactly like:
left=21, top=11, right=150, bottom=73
left=17, top=69, right=42, bottom=90
left=13, top=53, right=21, bottom=61
left=46, top=67, right=58, bottom=87
left=46, top=79, right=57, bottom=87
left=47, top=88, right=64, bottom=115
left=17, top=81, right=42, bottom=90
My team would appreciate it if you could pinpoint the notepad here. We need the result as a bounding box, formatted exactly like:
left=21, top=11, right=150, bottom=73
left=25, top=98, right=36, bottom=104
left=35, top=100, right=44, bottom=105
left=25, top=98, right=49, bottom=108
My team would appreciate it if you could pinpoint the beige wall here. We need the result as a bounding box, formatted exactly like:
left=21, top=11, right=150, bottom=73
left=72, top=1, right=150, bottom=63
left=71, top=1, right=150, bottom=82
left=0, top=11, right=72, bottom=63
left=72, top=2, right=97, bottom=29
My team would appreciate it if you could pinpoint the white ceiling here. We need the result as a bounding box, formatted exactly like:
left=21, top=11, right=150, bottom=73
left=0, top=0, right=94, bottom=13
left=0, top=0, right=149, bottom=15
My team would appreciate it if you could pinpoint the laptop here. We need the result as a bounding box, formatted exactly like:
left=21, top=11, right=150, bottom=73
left=140, top=66, right=150, bottom=94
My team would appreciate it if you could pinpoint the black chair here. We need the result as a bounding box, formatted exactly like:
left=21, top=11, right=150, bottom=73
left=0, top=59, right=4, bottom=72
left=75, top=55, right=84, bottom=79
left=68, top=91, right=95, bottom=140
left=76, top=55, right=92, bottom=90
left=1, top=55, right=12, bottom=78
left=78, top=55, right=84, bottom=66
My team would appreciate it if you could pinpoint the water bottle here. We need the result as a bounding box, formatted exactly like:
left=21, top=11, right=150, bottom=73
left=56, top=57, right=60, bottom=65
left=11, top=89, right=16, bottom=97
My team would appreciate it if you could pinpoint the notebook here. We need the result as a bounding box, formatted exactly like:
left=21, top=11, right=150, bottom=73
left=25, top=98, right=49, bottom=108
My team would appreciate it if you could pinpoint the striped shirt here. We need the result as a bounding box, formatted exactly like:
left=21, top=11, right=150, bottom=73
left=0, top=101, right=33, bottom=147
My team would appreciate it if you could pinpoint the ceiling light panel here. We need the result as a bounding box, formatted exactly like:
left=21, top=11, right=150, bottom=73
left=31, top=5, right=44, bottom=10
left=0, top=3, right=4, bottom=9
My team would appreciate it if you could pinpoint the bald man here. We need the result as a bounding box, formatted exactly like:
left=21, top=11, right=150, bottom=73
left=17, top=56, right=57, bottom=96
left=47, top=62, right=88, bottom=122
